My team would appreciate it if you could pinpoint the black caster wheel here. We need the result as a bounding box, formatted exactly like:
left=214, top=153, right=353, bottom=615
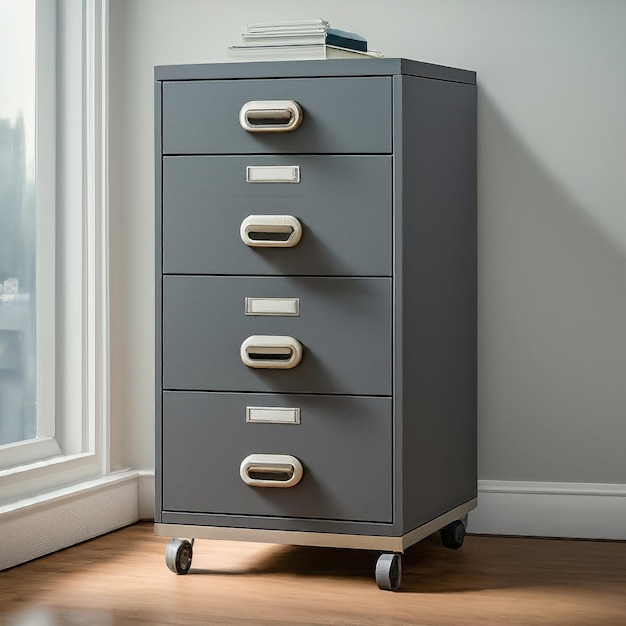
left=165, top=538, right=193, bottom=575
left=375, top=553, right=402, bottom=591
left=440, top=519, right=466, bottom=550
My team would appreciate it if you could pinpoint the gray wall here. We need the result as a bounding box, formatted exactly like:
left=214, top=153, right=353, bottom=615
left=109, top=0, right=626, bottom=485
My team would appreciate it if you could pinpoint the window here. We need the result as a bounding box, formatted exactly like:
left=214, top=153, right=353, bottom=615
left=0, top=0, right=57, bottom=470
left=0, top=1, right=38, bottom=447
left=0, top=0, right=109, bottom=500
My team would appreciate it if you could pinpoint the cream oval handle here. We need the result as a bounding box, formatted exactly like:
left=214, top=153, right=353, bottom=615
left=240, top=335, right=303, bottom=369
left=240, top=215, right=302, bottom=248
left=239, top=100, right=303, bottom=133
left=240, top=454, right=304, bottom=488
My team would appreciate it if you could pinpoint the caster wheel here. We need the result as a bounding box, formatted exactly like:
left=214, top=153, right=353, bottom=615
left=165, top=538, right=193, bottom=575
left=440, top=519, right=466, bottom=550
left=375, top=553, right=402, bottom=591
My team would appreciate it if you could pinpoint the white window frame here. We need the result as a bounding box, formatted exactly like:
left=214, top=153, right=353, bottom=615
left=0, top=0, right=109, bottom=500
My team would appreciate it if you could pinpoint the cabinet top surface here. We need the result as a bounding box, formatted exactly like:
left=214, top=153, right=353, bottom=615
left=154, top=58, right=476, bottom=85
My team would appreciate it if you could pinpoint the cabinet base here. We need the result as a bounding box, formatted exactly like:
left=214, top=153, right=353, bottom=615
left=155, top=498, right=477, bottom=553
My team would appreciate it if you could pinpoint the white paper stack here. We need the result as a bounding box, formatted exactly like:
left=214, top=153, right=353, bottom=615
left=228, top=19, right=382, bottom=61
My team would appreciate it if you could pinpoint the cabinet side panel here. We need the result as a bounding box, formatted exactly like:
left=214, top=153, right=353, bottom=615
left=397, top=75, right=477, bottom=531
left=154, top=80, right=163, bottom=522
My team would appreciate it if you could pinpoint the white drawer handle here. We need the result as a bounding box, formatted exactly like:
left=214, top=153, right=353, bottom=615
left=239, top=100, right=303, bottom=133
left=240, top=454, right=303, bottom=488
left=240, top=335, right=303, bottom=369
left=240, top=215, right=302, bottom=248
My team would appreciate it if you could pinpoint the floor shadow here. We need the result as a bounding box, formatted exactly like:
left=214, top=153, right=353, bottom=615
left=186, top=531, right=626, bottom=595
left=185, top=533, right=494, bottom=593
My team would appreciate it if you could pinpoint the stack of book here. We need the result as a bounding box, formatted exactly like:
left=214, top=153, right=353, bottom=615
left=228, top=19, right=382, bottom=61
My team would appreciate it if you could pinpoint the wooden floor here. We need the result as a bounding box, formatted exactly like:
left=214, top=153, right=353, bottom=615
left=1, top=523, right=625, bottom=625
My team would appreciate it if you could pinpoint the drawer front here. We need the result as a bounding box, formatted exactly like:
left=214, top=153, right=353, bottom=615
left=162, top=77, right=392, bottom=155
left=161, top=391, right=392, bottom=523
left=162, top=155, right=391, bottom=276
left=162, top=276, right=392, bottom=396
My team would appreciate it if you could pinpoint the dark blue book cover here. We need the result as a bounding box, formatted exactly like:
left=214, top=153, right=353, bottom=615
left=325, top=28, right=368, bottom=52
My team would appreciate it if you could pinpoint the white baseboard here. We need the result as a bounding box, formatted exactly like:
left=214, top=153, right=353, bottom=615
left=0, top=471, right=139, bottom=571
left=137, top=469, right=155, bottom=519
left=468, top=480, right=626, bottom=540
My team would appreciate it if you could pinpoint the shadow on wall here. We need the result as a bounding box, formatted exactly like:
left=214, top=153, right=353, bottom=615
left=477, top=89, right=626, bottom=483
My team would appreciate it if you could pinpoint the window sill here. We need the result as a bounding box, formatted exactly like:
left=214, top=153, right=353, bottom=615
left=0, top=452, right=103, bottom=504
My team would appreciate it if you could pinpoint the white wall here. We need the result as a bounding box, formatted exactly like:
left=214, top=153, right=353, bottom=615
left=108, top=1, right=626, bottom=496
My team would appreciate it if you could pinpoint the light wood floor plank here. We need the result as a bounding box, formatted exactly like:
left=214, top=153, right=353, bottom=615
left=1, top=523, right=625, bottom=625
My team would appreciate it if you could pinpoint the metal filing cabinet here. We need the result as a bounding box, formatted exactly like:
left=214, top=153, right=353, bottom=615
left=155, top=58, right=477, bottom=591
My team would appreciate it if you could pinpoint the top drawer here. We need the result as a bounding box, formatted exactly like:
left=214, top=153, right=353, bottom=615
left=161, top=77, right=392, bottom=155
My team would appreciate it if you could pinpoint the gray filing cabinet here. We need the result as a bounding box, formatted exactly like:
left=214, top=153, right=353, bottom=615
left=155, top=58, right=477, bottom=591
